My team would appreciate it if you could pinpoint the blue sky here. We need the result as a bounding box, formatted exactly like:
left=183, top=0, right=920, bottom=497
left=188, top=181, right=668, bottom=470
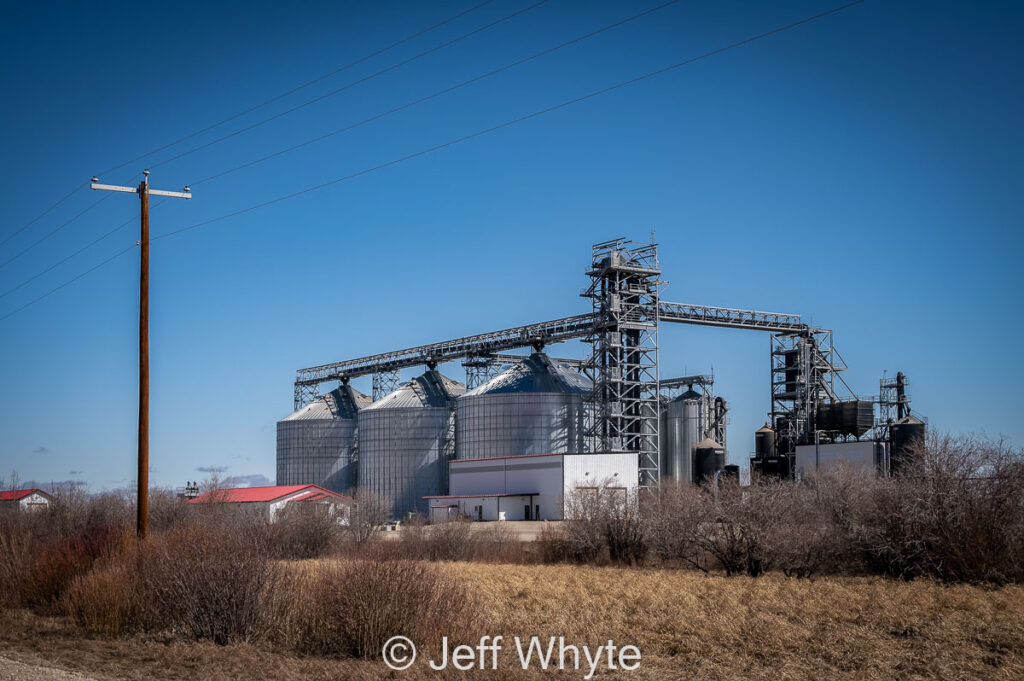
left=0, top=0, right=1021, bottom=491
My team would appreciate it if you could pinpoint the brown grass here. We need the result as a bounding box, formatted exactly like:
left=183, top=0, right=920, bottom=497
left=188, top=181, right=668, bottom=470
left=3, top=561, right=1023, bottom=680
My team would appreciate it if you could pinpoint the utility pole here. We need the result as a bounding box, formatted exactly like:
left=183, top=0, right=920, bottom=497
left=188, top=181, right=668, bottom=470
left=91, top=171, right=191, bottom=538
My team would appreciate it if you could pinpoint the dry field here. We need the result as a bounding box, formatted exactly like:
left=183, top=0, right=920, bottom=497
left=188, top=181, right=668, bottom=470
left=2, top=561, right=1023, bottom=681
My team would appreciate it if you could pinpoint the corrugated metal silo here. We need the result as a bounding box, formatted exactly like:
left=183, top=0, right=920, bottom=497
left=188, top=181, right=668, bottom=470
left=662, top=388, right=703, bottom=483
left=755, top=422, right=775, bottom=458
left=456, top=353, right=591, bottom=460
left=891, top=415, right=926, bottom=471
left=694, top=437, right=727, bottom=482
left=276, top=384, right=371, bottom=493
left=358, top=370, right=465, bottom=519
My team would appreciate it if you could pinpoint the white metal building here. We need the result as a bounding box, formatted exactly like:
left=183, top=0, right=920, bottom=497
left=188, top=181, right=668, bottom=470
left=425, top=452, right=638, bottom=522
left=794, top=441, right=887, bottom=476
left=0, top=489, right=54, bottom=511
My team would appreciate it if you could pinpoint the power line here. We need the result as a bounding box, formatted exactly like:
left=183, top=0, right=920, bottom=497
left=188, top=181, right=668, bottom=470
left=192, top=0, right=683, bottom=187
left=96, top=0, right=499, bottom=178
left=0, top=194, right=113, bottom=270
left=1, top=2, right=498, bottom=251
left=0, top=172, right=141, bottom=271
left=0, top=243, right=137, bottom=322
left=0, top=0, right=866, bottom=323
left=0, top=200, right=166, bottom=301
left=147, top=0, right=550, bottom=172
left=155, top=0, right=867, bottom=242
left=0, top=183, right=86, bottom=248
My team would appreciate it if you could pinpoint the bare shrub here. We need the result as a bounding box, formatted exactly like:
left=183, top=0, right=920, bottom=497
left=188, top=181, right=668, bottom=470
left=271, top=559, right=481, bottom=659
left=0, top=512, right=34, bottom=607
left=644, top=482, right=710, bottom=571
left=563, top=483, right=648, bottom=565
left=764, top=477, right=844, bottom=578
left=148, top=488, right=192, bottom=531
left=140, top=525, right=280, bottom=644
left=694, top=478, right=775, bottom=577
left=534, top=523, right=572, bottom=563
left=468, top=520, right=523, bottom=563
left=266, top=502, right=345, bottom=560
left=8, top=492, right=132, bottom=614
left=345, top=488, right=390, bottom=546
left=839, top=433, right=1024, bottom=583
left=63, top=557, right=144, bottom=636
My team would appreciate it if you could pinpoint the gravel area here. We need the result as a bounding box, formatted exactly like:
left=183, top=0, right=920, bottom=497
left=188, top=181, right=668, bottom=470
left=0, top=656, right=98, bottom=681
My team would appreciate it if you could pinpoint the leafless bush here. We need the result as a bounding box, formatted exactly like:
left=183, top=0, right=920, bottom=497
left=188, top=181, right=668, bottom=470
left=63, top=556, right=145, bottom=636
left=838, top=433, right=1024, bottom=583
left=692, top=478, right=775, bottom=577
left=534, top=523, right=573, bottom=563
left=644, top=482, right=710, bottom=571
left=563, top=483, right=648, bottom=565
left=344, top=488, right=391, bottom=546
left=140, top=525, right=280, bottom=644
left=270, top=559, right=481, bottom=659
left=0, top=490, right=132, bottom=613
left=148, top=488, right=192, bottom=531
left=0, top=512, right=34, bottom=607
left=764, top=477, right=844, bottom=578
left=266, top=502, right=345, bottom=560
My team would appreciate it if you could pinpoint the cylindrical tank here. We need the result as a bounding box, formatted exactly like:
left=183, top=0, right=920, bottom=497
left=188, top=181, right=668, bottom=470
left=891, top=415, right=926, bottom=471
left=456, top=353, right=591, bottom=460
left=357, top=370, right=465, bottom=519
left=276, top=384, right=370, bottom=494
left=694, top=438, right=727, bottom=482
left=755, top=423, right=775, bottom=458
left=662, top=388, right=703, bottom=483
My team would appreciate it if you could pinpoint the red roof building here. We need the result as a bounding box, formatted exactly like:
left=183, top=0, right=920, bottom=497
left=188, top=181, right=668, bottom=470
left=0, top=488, right=54, bottom=511
left=189, top=484, right=351, bottom=522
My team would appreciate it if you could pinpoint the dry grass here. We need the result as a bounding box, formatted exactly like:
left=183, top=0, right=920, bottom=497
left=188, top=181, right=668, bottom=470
left=3, top=561, right=1022, bottom=680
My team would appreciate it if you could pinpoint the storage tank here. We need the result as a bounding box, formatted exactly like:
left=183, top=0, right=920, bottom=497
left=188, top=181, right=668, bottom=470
left=755, top=422, right=775, bottom=459
left=891, top=415, right=926, bottom=472
left=358, top=370, right=465, bottom=519
left=694, top=438, right=727, bottom=482
left=276, top=384, right=370, bottom=493
left=456, top=353, right=591, bottom=460
left=662, top=388, right=703, bottom=483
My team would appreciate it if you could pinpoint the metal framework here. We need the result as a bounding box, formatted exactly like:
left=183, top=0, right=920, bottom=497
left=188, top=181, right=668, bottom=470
left=462, top=353, right=589, bottom=389
left=290, top=238, right=858, bottom=482
left=876, top=371, right=911, bottom=441
left=659, top=302, right=805, bottom=332
left=371, top=370, right=401, bottom=401
left=582, top=239, right=662, bottom=487
left=769, top=330, right=849, bottom=457
left=293, top=315, right=594, bottom=408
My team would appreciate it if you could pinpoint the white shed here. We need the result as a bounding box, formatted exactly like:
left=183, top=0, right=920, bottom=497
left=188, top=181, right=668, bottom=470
left=426, top=452, right=638, bottom=521
left=0, top=489, right=54, bottom=512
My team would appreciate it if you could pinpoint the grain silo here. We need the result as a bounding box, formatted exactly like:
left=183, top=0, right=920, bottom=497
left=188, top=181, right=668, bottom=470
left=661, top=388, right=703, bottom=483
left=456, top=353, right=592, bottom=460
left=357, top=370, right=465, bottom=519
left=276, top=384, right=371, bottom=493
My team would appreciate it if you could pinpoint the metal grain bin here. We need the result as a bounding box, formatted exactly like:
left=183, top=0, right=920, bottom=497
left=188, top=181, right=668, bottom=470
left=456, top=353, right=592, bottom=460
left=694, top=437, right=727, bottom=482
left=276, top=384, right=371, bottom=493
left=755, top=422, right=775, bottom=459
left=662, top=389, right=702, bottom=483
left=357, top=370, right=465, bottom=519
left=891, top=415, right=926, bottom=472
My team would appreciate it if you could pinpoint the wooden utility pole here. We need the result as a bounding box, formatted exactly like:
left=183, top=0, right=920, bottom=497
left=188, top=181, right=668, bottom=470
left=91, top=171, right=191, bottom=538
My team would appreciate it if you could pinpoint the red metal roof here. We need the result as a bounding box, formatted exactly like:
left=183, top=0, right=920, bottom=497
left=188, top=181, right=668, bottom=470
left=189, top=484, right=350, bottom=504
left=0, top=489, right=50, bottom=501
